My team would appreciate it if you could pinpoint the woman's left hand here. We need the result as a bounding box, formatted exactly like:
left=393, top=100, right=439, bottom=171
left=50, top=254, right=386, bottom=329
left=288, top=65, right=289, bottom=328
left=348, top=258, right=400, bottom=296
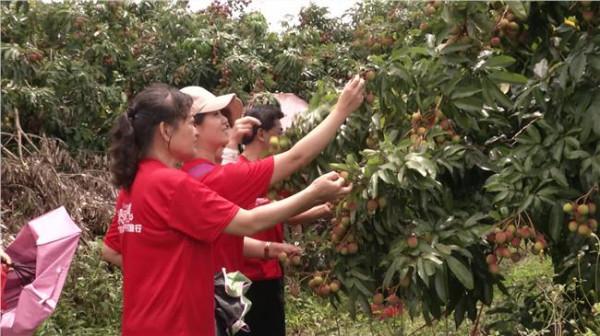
left=0, top=247, right=12, bottom=266
left=271, top=242, right=302, bottom=258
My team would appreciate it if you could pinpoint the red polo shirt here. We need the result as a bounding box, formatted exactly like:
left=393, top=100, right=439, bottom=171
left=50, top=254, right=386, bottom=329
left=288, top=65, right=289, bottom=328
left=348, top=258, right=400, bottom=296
left=181, top=155, right=274, bottom=273
left=105, top=159, right=239, bottom=336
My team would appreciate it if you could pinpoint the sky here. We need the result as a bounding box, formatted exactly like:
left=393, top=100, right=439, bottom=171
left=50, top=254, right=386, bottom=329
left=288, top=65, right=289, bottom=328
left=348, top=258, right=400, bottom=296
left=187, top=0, right=360, bottom=31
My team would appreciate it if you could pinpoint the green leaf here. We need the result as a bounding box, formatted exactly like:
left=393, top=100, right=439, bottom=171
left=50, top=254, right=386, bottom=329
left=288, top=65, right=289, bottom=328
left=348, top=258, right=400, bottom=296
left=424, top=260, right=437, bottom=276
left=565, top=150, right=590, bottom=160
left=434, top=268, right=449, bottom=304
left=446, top=256, right=474, bottom=290
left=417, top=258, right=429, bottom=286
left=377, top=169, right=395, bottom=184
left=549, top=203, right=562, bottom=242
left=506, top=1, right=529, bottom=20
left=488, top=71, right=528, bottom=85
left=329, top=163, right=349, bottom=171
left=383, top=257, right=405, bottom=288
left=569, top=53, right=587, bottom=82
left=493, top=190, right=510, bottom=204
left=518, top=194, right=534, bottom=213
left=436, top=243, right=453, bottom=255
left=482, top=78, right=513, bottom=109
left=450, top=86, right=482, bottom=99
left=405, top=153, right=437, bottom=178
left=564, top=136, right=580, bottom=149
left=350, top=269, right=373, bottom=282
left=353, top=279, right=372, bottom=297
left=453, top=97, right=483, bottom=113
left=454, top=296, right=467, bottom=327
left=552, top=140, right=564, bottom=162
left=550, top=167, right=568, bottom=187
left=483, top=55, right=516, bottom=68
left=525, top=125, right=541, bottom=143
left=482, top=282, right=493, bottom=306
left=514, top=83, right=540, bottom=109
left=440, top=42, right=473, bottom=55
left=590, top=54, right=600, bottom=71
left=589, top=101, right=600, bottom=136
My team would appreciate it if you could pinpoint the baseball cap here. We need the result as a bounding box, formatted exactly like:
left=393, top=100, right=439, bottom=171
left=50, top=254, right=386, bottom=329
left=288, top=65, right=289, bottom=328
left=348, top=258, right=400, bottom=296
left=180, top=86, right=243, bottom=126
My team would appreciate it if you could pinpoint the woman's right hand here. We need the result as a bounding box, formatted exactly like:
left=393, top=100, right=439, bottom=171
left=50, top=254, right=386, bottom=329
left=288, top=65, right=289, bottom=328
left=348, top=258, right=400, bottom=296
left=227, top=116, right=261, bottom=147
left=336, top=75, right=365, bottom=117
left=309, top=171, right=352, bottom=203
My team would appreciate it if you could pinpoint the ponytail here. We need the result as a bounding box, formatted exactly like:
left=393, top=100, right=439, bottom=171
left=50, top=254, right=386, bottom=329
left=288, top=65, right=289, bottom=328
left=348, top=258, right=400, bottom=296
left=109, top=113, right=139, bottom=190
left=109, top=84, right=192, bottom=190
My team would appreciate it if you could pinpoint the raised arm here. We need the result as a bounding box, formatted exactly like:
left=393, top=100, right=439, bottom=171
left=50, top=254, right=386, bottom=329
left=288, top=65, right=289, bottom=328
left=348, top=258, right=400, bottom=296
left=225, top=171, right=351, bottom=236
left=270, top=76, right=365, bottom=184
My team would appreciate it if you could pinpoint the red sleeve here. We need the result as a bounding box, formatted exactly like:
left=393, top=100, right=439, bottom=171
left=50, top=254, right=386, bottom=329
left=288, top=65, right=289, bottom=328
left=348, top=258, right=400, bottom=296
left=223, top=156, right=274, bottom=199
left=103, top=190, right=124, bottom=253
left=168, top=176, right=240, bottom=243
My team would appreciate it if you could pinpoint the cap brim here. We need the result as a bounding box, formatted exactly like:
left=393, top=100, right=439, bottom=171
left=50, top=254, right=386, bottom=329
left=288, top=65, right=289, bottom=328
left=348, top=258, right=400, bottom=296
left=198, top=93, right=243, bottom=126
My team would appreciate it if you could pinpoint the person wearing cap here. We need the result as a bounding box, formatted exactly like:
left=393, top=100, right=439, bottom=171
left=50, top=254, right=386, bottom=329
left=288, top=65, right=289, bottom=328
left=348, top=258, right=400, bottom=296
left=101, top=83, right=353, bottom=335
left=102, top=76, right=365, bottom=328
left=177, top=75, right=364, bottom=278
left=178, top=87, right=247, bottom=165
left=101, top=87, right=303, bottom=269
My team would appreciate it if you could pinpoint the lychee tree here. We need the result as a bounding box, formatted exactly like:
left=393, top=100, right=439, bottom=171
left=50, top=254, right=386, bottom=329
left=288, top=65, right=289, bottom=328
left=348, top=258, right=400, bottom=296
left=283, top=1, right=600, bottom=332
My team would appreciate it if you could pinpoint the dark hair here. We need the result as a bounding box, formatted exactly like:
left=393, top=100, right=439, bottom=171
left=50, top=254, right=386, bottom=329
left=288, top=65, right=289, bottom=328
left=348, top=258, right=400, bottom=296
left=241, top=105, right=284, bottom=145
left=109, top=83, right=193, bottom=190
left=192, top=112, right=206, bottom=125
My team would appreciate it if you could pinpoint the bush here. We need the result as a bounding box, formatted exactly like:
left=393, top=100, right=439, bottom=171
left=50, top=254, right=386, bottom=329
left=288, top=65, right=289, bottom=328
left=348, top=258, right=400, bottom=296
left=36, top=241, right=122, bottom=336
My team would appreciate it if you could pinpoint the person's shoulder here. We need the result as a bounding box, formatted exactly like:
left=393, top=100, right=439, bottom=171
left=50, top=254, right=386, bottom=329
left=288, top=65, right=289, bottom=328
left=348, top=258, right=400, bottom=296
left=116, top=188, right=130, bottom=203
left=220, top=160, right=248, bottom=173
left=258, top=155, right=274, bottom=165
left=147, top=166, right=190, bottom=188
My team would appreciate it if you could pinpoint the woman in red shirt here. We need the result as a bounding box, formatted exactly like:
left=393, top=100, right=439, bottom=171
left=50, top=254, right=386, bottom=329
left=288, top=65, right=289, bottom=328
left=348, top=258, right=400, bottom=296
left=234, top=102, right=333, bottom=336
left=178, top=76, right=365, bottom=276
left=107, top=83, right=351, bottom=336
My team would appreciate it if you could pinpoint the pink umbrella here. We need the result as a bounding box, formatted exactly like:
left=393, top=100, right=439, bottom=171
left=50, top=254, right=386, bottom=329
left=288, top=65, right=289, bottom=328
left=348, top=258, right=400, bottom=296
left=273, top=93, right=308, bottom=130
left=1, top=207, right=81, bottom=336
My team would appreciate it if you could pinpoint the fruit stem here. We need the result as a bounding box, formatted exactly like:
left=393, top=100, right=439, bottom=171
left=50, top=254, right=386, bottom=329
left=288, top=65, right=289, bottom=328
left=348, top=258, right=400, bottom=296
left=574, top=184, right=598, bottom=204
left=523, top=211, right=537, bottom=234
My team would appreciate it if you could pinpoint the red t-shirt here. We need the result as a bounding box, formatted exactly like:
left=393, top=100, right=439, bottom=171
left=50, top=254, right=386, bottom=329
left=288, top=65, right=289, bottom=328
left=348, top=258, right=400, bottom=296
left=103, top=190, right=127, bottom=253
left=239, top=197, right=284, bottom=281
left=105, top=159, right=239, bottom=336
left=181, top=156, right=274, bottom=273
left=236, top=156, right=284, bottom=280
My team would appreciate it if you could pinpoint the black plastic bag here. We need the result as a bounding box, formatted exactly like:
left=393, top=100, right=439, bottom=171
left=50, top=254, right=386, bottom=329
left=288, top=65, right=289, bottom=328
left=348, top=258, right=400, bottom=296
left=214, top=270, right=252, bottom=336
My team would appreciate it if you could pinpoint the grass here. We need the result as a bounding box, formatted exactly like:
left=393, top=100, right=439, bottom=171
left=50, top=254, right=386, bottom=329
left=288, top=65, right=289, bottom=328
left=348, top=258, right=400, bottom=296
left=32, top=253, right=558, bottom=335
left=285, top=255, right=555, bottom=336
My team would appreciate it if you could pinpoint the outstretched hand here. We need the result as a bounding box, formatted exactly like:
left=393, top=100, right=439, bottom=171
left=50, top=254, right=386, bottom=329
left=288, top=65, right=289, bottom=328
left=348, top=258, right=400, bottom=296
left=306, top=202, right=334, bottom=221
left=336, top=75, right=366, bottom=116
left=277, top=242, right=302, bottom=256
left=310, top=171, right=353, bottom=203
